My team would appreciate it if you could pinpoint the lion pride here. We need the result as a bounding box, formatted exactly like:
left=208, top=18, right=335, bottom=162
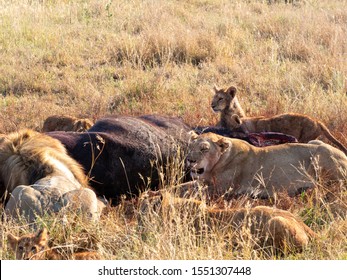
left=0, top=129, right=103, bottom=222
left=186, top=132, right=347, bottom=198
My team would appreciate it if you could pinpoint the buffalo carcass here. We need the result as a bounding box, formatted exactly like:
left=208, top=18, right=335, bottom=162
left=47, top=115, right=191, bottom=203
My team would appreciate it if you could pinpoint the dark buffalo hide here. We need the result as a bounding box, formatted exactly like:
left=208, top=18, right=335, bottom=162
left=47, top=115, right=191, bottom=203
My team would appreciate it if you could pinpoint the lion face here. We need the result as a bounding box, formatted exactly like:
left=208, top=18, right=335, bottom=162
left=211, top=86, right=237, bottom=112
left=186, top=133, right=230, bottom=180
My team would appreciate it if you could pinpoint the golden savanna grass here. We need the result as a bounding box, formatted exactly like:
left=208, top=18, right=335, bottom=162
left=0, top=0, right=346, bottom=259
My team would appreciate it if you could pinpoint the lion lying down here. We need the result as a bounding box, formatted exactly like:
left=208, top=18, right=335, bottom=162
left=7, top=228, right=100, bottom=260
left=0, top=129, right=103, bottom=223
left=139, top=192, right=315, bottom=253
left=186, top=132, right=347, bottom=198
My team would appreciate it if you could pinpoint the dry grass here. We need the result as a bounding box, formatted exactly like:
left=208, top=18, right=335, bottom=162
left=0, top=0, right=347, bottom=259
left=1, top=179, right=346, bottom=260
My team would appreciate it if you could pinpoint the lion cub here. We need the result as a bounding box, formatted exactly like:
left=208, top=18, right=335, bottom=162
left=42, top=115, right=94, bottom=132
left=211, top=85, right=347, bottom=154
left=7, top=228, right=100, bottom=260
left=227, top=113, right=347, bottom=154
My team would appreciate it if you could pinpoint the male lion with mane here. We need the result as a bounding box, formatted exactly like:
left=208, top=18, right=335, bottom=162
left=0, top=129, right=102, bottom=222
left=186, top=132, right=347, bottom=198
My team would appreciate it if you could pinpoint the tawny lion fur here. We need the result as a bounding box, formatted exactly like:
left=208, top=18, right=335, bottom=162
left=211, top=85, right=347, bottom=154
left=186, top=132, right=347, bottom=198
left=228, top=113, right=347, bottom=154
left=139, top=192, right=315, bottom=253
left=0, top=129, right=102, bottom=222
left=42, top=115, right=93, bottom=132
left=211, top=85, right=246, bottom=124
left=7, top=228, right=100, bottom=260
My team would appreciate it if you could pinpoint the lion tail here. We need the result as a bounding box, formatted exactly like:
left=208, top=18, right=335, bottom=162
left=319, top=122, right=347, bottom=155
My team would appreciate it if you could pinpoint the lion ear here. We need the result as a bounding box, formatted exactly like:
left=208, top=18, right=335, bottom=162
left=188, top=130, right=199, bottom=141
left=226, top=86, right=237, bottom=98
left=7, top=233, right=19, bottom=249
left=216, top=138, right=231, bottom=152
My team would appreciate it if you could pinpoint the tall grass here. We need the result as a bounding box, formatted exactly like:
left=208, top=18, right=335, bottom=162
left=1, top=177, right=346, bottom=260
left=0, top=0, right=346, bottom=132
left=0, top=0, right=346, bottom=259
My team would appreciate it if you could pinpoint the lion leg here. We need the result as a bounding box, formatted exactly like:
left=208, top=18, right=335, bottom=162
left=5, top=185, right=43, bottom=222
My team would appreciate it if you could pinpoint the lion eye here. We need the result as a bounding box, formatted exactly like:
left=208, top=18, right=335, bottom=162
left=31, top=246, right=37, bottom=252
left=218, top=97, right=223, bottom=101
left=18, top=246, right=24, bottom=251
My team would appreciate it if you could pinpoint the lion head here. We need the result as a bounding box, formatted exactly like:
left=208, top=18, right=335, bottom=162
left=186, top=132, right=231, bottom=180
left=211, top=85, right=237, bottom=112
left=0, top=129, right=88, bottom=199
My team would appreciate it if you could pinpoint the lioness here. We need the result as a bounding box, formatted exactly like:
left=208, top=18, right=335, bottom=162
left=186, top=132, right=347, bottom=198
left=139, top=191, right=315, bottom=253
left=42, top=115, right=93, bottom=132
left=7, top=228, right=100, bottom=260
